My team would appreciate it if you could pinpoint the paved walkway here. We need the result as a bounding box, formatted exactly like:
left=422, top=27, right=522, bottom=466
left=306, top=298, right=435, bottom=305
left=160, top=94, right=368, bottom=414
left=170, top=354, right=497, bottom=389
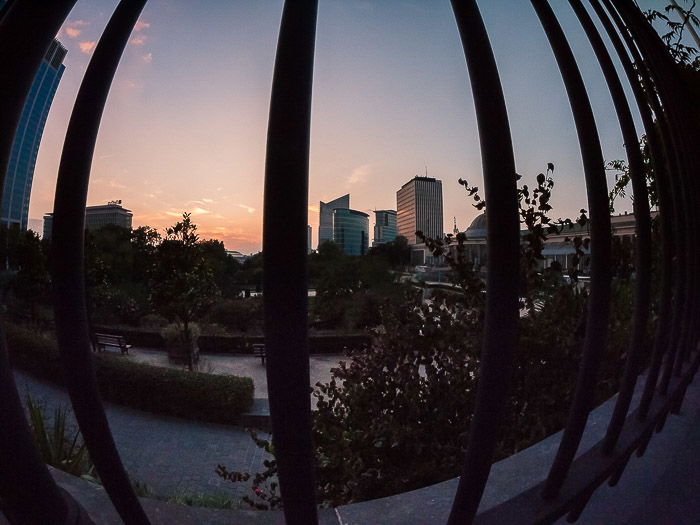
left=13, top=350, right=348, bottom=501
left=14, top=369, right=271, bottom=501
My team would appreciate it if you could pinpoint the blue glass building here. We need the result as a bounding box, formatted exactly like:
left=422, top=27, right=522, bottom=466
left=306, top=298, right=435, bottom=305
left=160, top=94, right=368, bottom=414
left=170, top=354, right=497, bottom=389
left=2, top=39, right=66, bottom=230
left=373, top=209, right=397, bottom=246
left=333, top=208, right=369, bottom=256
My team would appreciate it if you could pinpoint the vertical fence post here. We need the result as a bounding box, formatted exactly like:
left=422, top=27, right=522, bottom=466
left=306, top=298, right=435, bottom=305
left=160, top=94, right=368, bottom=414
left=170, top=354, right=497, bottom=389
left=263, top=1, right=319, bottom=523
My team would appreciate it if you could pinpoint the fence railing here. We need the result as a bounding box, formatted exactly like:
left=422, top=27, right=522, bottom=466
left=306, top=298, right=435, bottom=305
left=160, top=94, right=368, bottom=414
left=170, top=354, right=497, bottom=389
left=0, top=0, right=697, bottom=523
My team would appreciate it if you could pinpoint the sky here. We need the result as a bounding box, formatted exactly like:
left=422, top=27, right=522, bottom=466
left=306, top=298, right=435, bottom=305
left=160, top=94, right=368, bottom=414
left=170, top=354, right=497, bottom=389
left=29, top=0, right=675, bottom=253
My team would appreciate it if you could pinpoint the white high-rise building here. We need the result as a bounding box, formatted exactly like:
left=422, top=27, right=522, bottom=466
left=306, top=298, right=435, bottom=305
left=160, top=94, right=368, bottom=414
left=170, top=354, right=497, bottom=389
left=396, top=176, right=443, bottom=245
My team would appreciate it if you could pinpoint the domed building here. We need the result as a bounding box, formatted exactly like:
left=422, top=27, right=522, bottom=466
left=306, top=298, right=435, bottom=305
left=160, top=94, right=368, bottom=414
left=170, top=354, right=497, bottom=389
left=464, top=212, right=487, bottom=240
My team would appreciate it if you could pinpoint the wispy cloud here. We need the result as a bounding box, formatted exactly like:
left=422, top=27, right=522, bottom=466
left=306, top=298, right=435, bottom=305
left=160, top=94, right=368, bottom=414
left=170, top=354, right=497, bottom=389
left=308, top=204, right=319, bottom=213
left=237, top=204, right=256, bottom=214
left=79, top=41, right=96, bottom=54
left=191, top=207, right=210, bottom=215
left=142, top=52, right=153, bottom=63
left=134, top=20, right=151, bottom=32
left=109, top=180, right=126, bottom=189
left=346, top=163, right=373, bottom=186
left=202, top=198, right=214, bottom=203
left=130, top=34, right=147, bottom=45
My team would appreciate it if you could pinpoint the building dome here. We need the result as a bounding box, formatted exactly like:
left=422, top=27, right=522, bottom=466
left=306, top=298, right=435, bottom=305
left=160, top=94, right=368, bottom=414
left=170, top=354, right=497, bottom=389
left=465, top=212, right=487, bottom=239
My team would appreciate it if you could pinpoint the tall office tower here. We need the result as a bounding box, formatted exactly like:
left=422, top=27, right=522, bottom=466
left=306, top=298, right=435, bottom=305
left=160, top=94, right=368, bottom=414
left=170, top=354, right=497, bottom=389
left=333, top=208, right=369, bottom=256
left=2, top=39, right=66, bottom=230
left=396, top=176, right=443, bottom=245
left=373, top=209, right=397, bottom=246
left=318, top=193, right=349, bottom=246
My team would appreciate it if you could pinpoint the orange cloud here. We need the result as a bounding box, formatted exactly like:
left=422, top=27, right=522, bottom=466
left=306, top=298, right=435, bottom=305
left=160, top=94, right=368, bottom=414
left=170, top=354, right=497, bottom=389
left=134, top=20, right=151, bottom=32
left=65, top=20, right=88, bottom=38
left=237, top=204, right=256, bottom=214
left=130, top=35, right=147, bottom=45
left=142, top=53, right=153, bottom=63
left=79, top=41, right=96, bottom=54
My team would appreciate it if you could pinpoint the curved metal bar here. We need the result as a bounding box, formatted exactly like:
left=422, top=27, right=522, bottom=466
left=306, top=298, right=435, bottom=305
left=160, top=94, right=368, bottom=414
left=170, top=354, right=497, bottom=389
left=613, top=0, right=700, bottom=375
left=611, top=0, right=700, bottom=392
left=446, top=2, right=520, bottom=523
left=567, top=0, right=652, bottom=455
left=474, top=347, right=700, bottom=523
left=595, top=0, right=682, bottom=420
left=530, top=0, right=613, bottom=499
left=51, top=1, right=150, bottom=523
left=0, top=2, right=89, bottom=523
left=262, top=1, right=319, bottom=522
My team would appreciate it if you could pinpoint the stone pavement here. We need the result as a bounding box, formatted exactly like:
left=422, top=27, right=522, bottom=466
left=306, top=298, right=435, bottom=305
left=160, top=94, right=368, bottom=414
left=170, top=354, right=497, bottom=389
left=13, top=369, right=271, bottom=501
left=13, top=349, right=349, bottom=502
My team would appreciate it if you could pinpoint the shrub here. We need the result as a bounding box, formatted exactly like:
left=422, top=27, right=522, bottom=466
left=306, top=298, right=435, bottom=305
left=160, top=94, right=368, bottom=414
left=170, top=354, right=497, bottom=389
left=206, top=298, right=263, bottom=333
left=139, top=313, right=168, bottom=329
left=5, top=323, right=254, bottom=425
left=26, top=394, right=94, bottom=477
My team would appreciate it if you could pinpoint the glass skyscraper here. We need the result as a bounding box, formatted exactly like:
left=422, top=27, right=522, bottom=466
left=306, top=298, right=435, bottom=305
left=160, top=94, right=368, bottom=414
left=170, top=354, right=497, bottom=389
left=2, top=39, right=66, bottom=230
left=318, top=193, right=349, bottom=247
left=333, top=208, right=369, bottom=256
left=373, top=209, right=397, bottom=246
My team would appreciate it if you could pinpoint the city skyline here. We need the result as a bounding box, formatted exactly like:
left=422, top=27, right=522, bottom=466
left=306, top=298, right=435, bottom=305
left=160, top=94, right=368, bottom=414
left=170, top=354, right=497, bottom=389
left=27, top=0, right=668, bottom=252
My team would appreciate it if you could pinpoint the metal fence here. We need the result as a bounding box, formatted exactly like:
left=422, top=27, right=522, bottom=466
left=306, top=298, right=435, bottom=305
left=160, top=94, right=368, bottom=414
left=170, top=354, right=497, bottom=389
left=0, top=0, right=697, bottom=523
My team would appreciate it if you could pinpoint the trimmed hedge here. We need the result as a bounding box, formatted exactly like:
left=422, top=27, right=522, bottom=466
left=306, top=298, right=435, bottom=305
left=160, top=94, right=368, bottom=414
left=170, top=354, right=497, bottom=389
left=5, top=323, right=254, bottom=426
left=95, top=325, right=371, bottom=355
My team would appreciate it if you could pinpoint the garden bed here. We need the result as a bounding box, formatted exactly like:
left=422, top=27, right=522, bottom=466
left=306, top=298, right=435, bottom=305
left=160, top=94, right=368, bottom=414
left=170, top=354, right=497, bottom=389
left=5, top=323, right=254, bottom=426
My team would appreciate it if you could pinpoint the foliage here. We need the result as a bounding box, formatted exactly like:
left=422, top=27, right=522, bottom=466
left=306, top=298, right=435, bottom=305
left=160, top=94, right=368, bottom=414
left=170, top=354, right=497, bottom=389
left=309, top=240, right=403, bottom=330
left=313, top=290, right=480, bottom=505
left=216, top=430, right=280, bottom=510
left=367, top=236, right=411, bottom=268
left=607, top=135, right=658, bottom=212
left=149, top=213, right=220, bottom=340
left=168, top=490, right=236, bottom=510
left=161, top=322, right=201, bottom=344
left=205, top=298, right=263, bottom=334
left=25, top=394, right=94, bottom=477
left=5, top=322, right=254, bottom=425
left=646, top=1, right=700, bottom=70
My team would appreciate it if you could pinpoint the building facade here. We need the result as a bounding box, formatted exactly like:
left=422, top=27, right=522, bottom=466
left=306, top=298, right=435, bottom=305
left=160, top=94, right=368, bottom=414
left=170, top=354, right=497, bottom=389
left=373, top=209, right=397, bottom=246
left=318, top=194, right=349, bottom=247
left=333, top=208, right=369, bottom=256
left=2, top=39, right=66, bottom=230
left=396, top=176, right=443, bottom=245
left=43, top=201, right=133, bottom=239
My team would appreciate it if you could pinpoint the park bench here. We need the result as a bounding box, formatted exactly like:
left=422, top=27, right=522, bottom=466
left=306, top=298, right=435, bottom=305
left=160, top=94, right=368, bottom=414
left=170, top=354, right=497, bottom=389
left=94, top=333, right=131, bottom=355
left=252, top=343, right=266, bottom=365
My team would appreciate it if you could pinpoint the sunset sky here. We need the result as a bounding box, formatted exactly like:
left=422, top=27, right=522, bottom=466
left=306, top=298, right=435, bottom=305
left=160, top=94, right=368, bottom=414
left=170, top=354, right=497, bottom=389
left=30, top=0, right=669, bottom=253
